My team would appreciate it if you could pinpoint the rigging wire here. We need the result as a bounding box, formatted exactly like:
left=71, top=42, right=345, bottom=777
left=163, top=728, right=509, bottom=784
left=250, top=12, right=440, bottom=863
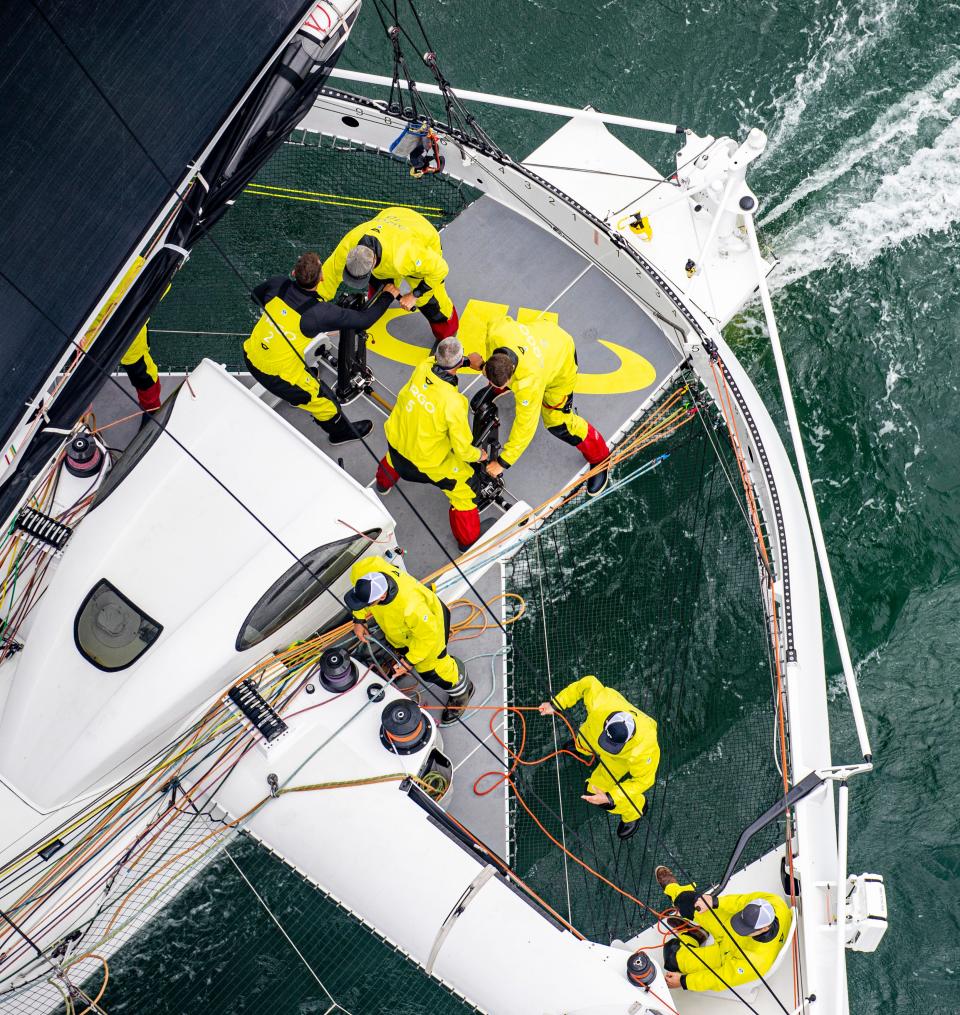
left=533, top=536, right=573, bottom=926
left=465, top=705, right=767, bottom=1015
left=224, top=847, right=352, bottom=1014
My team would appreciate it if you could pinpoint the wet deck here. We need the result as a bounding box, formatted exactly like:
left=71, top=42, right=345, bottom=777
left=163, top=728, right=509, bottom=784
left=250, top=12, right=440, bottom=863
left=96, top=195, right=682, bottom=857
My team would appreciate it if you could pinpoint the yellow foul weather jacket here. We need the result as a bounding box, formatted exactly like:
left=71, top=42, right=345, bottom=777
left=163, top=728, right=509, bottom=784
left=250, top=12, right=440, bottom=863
left=552, top=675, right=659, bottom=822
left=348, top=556, right=448, bottom=670
left=664, top=883, right=792, bottom=992
left=485, top=316, right=579, bottom=467
left=385, top=358, right=482, bottom=471
left=318, top=207, right=451, bottom=314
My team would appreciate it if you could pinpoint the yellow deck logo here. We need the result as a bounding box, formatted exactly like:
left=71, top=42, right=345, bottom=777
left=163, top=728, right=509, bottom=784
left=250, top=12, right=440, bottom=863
left=364, top=298, right=656, bottom=396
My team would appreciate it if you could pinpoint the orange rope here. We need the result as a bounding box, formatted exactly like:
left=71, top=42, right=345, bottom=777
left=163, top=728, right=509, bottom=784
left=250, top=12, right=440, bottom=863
left=423, top=388, right=697, bottom=581
left=92, top=409, right=145, bottom=434
left=71, top=953, right=109, bottom=1015
left=427, top=704, right=676, bottom=925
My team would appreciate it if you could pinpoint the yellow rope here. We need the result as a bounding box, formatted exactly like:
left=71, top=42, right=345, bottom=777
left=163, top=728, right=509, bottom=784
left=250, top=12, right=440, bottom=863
left=245, top=181, right=444, bottom=212
left=244, top=186, right=443, bottom=220
left=280, top=772, right=446, bottom=801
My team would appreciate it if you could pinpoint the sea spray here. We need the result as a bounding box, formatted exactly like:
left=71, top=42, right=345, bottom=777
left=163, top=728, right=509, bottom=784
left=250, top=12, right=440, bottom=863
left=763, top=0, right=901, bottom=158
left=771, top=112, right=960, bottom=287
left=762, top=59, right=960, bottom=228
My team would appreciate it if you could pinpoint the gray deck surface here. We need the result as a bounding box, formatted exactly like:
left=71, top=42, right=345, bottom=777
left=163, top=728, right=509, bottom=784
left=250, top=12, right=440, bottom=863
left=95, top=197, right=680, bottom=857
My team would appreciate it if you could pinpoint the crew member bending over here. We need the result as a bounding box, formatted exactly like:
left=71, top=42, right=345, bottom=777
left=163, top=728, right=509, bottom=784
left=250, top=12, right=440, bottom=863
left=539, top=675, right=659, bottom=839
left=653, top=865, right=792, bottom=992
left=376, top=337, right=488, bottom=551
left=318, top=206, right=458, bottom=342
left=243, top=252, right=398, bottom=444
left=482, top=315, right=611, bottom=495
left=346, top=555, right=474, bottom=725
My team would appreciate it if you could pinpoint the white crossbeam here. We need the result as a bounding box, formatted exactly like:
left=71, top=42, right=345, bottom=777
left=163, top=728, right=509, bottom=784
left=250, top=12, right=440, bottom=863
left=327, top=68, right=680, bottom=135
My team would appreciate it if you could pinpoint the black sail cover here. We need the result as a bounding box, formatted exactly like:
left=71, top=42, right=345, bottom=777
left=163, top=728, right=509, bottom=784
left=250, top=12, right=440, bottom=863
left=0, top=0, right=358, bottom=518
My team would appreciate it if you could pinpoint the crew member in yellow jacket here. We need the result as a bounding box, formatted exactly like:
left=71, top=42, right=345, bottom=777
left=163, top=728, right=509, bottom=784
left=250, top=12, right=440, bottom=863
left=376, top=337, right=488, bottom=550
left=653, top=865, right=792, bottom=993
left=345, top=555, right=474, bottom=725
left=87, top=254, right=164, bottom=427
left=539, top=675, right=659, bottom=839
left=482, top=315, right=611, bottom=496
left=318, top=206, right=459, bottom=342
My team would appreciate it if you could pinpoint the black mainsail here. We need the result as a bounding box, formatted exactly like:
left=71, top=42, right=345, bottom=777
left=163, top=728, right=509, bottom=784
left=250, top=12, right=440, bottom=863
left=0, top=0, right=358, bottom=517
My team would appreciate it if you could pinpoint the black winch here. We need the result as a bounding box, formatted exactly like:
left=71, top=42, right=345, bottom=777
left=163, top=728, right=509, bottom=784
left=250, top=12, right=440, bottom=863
left=318, top=648, right=358, bottom=693
left=379, top=699, right=431, bottom=755
left=627, top=949, right=657, bottom=989
left=64, top=434, right=104, bottom=478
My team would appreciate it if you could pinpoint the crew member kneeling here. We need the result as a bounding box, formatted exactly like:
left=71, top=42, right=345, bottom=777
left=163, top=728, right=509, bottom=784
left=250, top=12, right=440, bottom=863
left=318, top=206, right=459, bottom=343
left=539, top=675, right=659, bottom=839
left=346, top=555, right=474, bottom=725
left=243, top=252, right=398, bottom=444
left=482, top=315, right=611, bottom=495
left=376, top=337, right=489, bottom=551
left=654, top=865, right=792, bottom=992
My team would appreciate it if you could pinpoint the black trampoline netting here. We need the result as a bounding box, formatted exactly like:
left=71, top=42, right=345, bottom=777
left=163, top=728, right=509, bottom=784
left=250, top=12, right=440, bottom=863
left=501, top=374, right=786, bottom=945
left=1, top=812, right=478, bottom=1015
left=101, top=834, right=479, bottom=1015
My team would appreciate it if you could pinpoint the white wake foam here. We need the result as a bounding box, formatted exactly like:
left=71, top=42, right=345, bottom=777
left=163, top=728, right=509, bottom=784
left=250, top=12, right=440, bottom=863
left=763, top=0, right=902, bottom=158
left=768, top=68, right=960, bottom=288
left=762, top=59, right=960, bottom=227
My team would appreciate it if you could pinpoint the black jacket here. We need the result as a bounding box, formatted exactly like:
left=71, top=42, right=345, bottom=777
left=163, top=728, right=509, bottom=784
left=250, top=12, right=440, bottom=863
left=252, top=276, right=393, bottom=338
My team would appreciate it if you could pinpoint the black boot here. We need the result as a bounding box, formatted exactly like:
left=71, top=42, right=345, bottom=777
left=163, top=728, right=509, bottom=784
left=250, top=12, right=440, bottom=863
left=440, top=666, right=475, bottom=726
left=318, top=412, right=373, bottom=446
left=586, top=463, right=610, bottom=497
left=617, top=817, right=641, bottom=840
left=557, top=737, right=591, bottom=759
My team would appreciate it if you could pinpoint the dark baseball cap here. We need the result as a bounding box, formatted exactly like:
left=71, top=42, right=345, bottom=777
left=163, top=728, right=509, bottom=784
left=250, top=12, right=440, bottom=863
left=344, top=572, right=388, bottom=612
left=731, top=899, right=776, bottom=936
left=597, top=711, right=636, bottom=754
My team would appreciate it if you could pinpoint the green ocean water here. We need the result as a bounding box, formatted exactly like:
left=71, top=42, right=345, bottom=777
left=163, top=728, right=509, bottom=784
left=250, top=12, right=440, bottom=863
left=108, top=1, right=960, bottom=1012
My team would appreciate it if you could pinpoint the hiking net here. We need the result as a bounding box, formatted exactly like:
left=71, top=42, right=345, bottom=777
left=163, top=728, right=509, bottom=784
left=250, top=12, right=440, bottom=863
left=501, top=371, right=785, bottom=945
left=0, top=809, right=477, bottom=1015
left=147, top=131, right=478, bottom=372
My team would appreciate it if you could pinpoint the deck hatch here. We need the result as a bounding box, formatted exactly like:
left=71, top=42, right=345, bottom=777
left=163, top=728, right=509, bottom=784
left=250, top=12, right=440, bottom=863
left=235, top=530, right=379, bottom=651
left=74, top=579, right=163, bottom=672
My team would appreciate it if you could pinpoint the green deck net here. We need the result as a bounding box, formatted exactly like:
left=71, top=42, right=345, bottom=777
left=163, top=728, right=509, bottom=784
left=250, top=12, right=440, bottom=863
left=95, top=833, right=478, bottom=1015
left=146, top=132, right=476, bottom=373
left=502, top=374, right=785, bottom=945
